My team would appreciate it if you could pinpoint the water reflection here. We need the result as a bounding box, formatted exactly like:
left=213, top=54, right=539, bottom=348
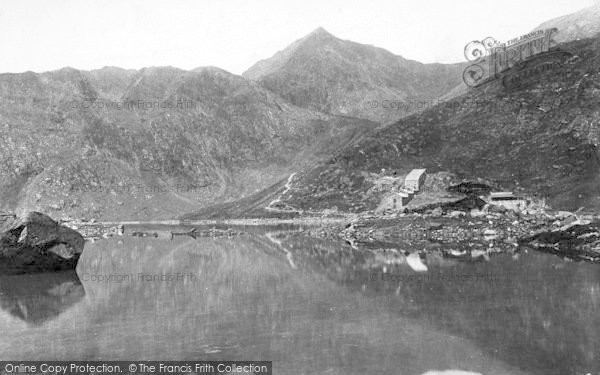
left=275, top=234, right=600, bottom=374
left=0, top=271, right=84, bottom=325
left=0, top=232, right=597, bottom=375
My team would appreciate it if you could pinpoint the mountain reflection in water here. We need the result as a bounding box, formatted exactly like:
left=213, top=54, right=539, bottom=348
left=0, top=232, right=598, bottom=375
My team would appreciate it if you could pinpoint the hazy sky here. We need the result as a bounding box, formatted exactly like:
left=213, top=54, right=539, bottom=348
left=0, top=0, right=597, bottom=74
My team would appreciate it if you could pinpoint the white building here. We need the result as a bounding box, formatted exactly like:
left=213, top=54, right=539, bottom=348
left=404, top=169, right=427, bottom=192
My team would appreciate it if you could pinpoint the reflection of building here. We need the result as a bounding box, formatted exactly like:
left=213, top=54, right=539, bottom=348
left=488, top=192, right=528, bottom=210
left=404, top=169, right=427, bottom=192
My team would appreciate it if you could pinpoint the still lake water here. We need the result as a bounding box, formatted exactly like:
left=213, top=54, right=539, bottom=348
left=0, top=230, right=599, bottom=375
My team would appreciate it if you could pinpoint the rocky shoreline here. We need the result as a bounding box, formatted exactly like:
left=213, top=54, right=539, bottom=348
left=52, top=206, right=600, bottom=264
left=327, top=207, right=600, bottom=263
left=2, top=202, right=597, bottom=276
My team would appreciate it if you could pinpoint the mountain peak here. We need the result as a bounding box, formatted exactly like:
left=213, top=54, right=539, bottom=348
left=242, top=28, right=338, bottom=81
left=303, top=27, right=336, bottom=41
left=191, top=66, right=233, bottom=76
left=243, top=23, right=465, bottom=123
left=309, top=27, right=332, bottom=36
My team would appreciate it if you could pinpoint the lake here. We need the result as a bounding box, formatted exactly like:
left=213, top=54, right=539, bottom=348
left=0, top=230, right=598, bottom=374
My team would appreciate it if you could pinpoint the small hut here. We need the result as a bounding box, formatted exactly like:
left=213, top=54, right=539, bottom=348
left=405, top=169, right=427, bottom=192
left=376, top=192, right=412, bottom=213
left=488, top=192, right=528, bottom=210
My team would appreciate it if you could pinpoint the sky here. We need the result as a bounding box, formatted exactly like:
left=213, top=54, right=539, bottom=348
left=0, top=0, right=597, bottom=75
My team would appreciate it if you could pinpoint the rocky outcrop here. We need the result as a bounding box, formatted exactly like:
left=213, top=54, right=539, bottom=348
left=519, top=222, right=600, bottom=262
left=0, top=212, right=85, bottom=274
left=409, top=196, right=487, bottom=215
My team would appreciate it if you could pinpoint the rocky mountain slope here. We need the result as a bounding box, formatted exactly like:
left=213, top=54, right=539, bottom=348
left=0, top=66, right=373, bottom=220
left=269, top=37, right=600, bottom=213
left=534, top=2, right=600, bottom=43
left=244, top=28, right=466, bottom=123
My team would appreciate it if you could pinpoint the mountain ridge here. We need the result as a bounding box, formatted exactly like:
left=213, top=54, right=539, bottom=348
left=0, top=65, right=374, bottom=220
left=533, top=2, right=600, bottom=43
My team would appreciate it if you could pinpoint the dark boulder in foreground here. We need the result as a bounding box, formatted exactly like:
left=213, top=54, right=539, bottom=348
left=0, top=212, right=85, bottom=274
